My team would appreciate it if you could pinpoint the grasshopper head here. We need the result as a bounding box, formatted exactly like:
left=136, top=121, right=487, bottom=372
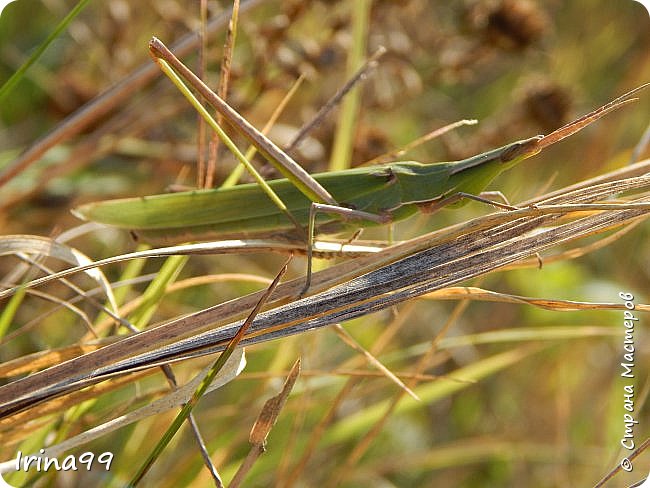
left=499, top=135, right=544, bottom=163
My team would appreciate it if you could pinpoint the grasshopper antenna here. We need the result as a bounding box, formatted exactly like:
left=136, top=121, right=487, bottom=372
left=537, top=83, right=650, bottom=150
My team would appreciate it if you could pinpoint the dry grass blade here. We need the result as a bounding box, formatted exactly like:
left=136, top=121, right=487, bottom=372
left=127, top=259, right=289, bottom=486
left=204, top=0, right=240, bottom=189
left=287, top=46, right=386, bottom=152
left=0, top=350, right=245, bottom=474
left=221, top=74, right=306, bottom=187
left=0, top=343, right=106, bottom=378
left=0, top=237, right=384, bottom=302
left=0, top=235, right=114, bottom=304
left=500, top=218, right=644, bottom=270
left=149, top=36, right=338, bottom=206
left=332, top=324, right=419, bottom=400
left=0, top=0, right=265, bottom=191
left=0, top=235, right=121, bottom=334
left=592, top=437, right=650, bottom=488
left=0, top=164, right=648, bottom=421
left=364, top=119, right=478, bottom=165
left=230, top=358, right=301, bottom=488
left=422, top=286, right=650, bottom=312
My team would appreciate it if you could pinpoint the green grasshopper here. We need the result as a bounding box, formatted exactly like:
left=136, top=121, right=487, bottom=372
left=73, top=37, right=647, bottom=293
left=74, top=83, right=647, bottom=241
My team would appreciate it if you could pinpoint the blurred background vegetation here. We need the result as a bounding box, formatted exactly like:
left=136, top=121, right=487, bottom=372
left=0, top=0, right=649, bottom=486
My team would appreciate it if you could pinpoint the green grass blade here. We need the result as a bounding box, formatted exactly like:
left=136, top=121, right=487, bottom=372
left=127, top=262, right=288, bottom=487
left=323, top=345, right=543, bottom=444
left=150, top=37, right=337, bottom=207
left=0, top=284, right=25, bottom=338
left=328, top=0, right=371, bottom=171
left=129, top=254, right=188, bottom=329
left=93, top=247, right=148, bottom=327
left=154, top=57, right=305, bottom=235
left=0, top=0, right=93, bottom=103
left=221, top=75, right=304, bottom=188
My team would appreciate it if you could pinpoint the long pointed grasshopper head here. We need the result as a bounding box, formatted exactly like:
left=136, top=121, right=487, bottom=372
left=453, top=83, right=648, bottom=177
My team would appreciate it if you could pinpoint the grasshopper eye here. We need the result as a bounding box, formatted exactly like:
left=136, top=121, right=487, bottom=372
left=500, top=135, right=544, bottom=162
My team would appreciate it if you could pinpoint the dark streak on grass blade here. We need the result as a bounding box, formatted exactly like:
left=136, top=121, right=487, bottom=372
left=0, top=170, right=648, bottom=419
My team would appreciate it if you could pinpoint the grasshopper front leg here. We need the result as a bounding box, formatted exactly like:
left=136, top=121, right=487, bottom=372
left=416, top=191, right=520, bottom=215
left=416, top=191, right=547, bottom=269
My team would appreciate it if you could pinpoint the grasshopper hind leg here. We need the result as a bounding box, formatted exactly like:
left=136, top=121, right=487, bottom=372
left=299, top=202, right=390, bottom=296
